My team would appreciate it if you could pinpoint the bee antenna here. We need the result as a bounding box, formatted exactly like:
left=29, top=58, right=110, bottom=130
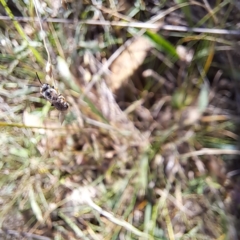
left=35, top=72, right=42, bottom=85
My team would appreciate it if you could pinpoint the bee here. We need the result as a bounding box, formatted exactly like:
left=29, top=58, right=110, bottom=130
left=36, top=72, right=69, bottom=111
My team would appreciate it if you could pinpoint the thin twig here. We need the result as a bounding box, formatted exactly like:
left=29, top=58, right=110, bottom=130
left=32, top=1, right=51, bottom=64
left=161, top=25, right=240, bottom=35
left=87, top=199, right=152, bottom=239
left=1, top=16, right=240, bottom=35
left=32, top=0, right=56, bottom=86
left=68, top=188, right=152, bottom=239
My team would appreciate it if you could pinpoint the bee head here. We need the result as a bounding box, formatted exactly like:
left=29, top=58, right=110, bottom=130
left=41, top=83, right=51, bottom=92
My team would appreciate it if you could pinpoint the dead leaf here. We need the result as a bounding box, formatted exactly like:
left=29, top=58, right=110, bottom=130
left=108, top=37, right=152, bottom=92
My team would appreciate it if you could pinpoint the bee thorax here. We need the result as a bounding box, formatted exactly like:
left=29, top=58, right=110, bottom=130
left=41, top=86, right=58, bottom=102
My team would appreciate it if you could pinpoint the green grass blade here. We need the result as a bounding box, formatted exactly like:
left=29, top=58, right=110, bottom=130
left=144, top=30, right=179, bottom=60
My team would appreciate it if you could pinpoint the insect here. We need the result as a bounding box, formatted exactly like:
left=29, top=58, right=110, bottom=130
left=36, top=72, right=69, bottom=111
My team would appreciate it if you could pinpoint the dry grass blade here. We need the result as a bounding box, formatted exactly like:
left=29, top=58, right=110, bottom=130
left=181, top=148, right=240, bottom=159
left=0, top=0, right=240, bottom=239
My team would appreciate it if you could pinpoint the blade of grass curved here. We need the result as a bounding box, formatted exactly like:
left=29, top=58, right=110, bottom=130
left=203, top=42, right=215, bottom=74
left=175, top=0, right=193, bottom=26
left=195, top=0, right=230, bottom=27
left=145, top=30, right=179, bottom=60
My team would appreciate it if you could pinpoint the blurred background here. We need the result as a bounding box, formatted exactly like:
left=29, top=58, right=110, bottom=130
left=0, top=0, right=240, bottom=239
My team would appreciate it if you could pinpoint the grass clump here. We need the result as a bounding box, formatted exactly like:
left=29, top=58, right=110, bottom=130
left=0, top=0, right=240, bottom=239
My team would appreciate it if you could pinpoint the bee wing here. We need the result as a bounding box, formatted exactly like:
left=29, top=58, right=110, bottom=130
left=59, top=111, right=67, bottom=125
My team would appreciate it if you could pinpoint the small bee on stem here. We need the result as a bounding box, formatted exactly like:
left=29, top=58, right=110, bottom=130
left=36, top=72, right=69, bottom=111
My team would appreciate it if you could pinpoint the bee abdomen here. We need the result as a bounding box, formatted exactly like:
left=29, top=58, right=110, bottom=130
left=53, top=95, right=69, bottom=111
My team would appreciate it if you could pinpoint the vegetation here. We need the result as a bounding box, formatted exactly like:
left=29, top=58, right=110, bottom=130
left=0, top=0, right=240, bottom=239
